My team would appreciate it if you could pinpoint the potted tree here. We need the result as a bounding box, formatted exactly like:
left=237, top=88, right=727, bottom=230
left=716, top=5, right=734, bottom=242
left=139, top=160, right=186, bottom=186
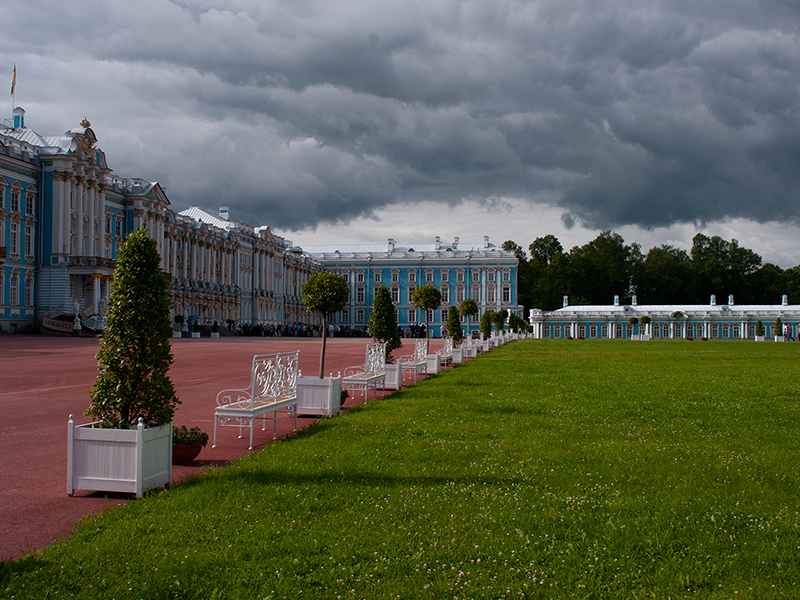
left=367, top=285, right=403, bottom=390
left=755, top=320, right=765, bottom=342
left=410, top=285, right=443, bottom=339
left=775, top=317, right=784, bottom=342
left=211, top=321, right=220, bottom=338
left=459, top=299, right=479, bottom=354
left=173, top=314, right=184, bottom=338
left=297, top=272, right=349, bottom=416
left=639, top=315, right=651, bottom=341
left=191, top=320, right=201, bottom=338
left=67, top=228, right=180, bottom=497
left=479, top=310, right=493, bottom=349
left=628, top=317, right=639, bottom=341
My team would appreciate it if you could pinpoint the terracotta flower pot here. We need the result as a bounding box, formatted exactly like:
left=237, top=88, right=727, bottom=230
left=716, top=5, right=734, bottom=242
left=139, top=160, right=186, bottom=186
left=172, top=444, right=203, bottom=464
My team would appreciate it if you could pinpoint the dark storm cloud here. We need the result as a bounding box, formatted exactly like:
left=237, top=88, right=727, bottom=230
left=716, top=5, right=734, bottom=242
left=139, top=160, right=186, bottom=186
left=3, top=0, right=799, bottom=230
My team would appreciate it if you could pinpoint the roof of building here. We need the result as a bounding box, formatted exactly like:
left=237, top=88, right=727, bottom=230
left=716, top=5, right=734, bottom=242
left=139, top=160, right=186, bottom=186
left=543, top=303, right=800, bottom=316
left=299, top=239, right=517, bottom=259
left=179, top=206, right=235, bottom=230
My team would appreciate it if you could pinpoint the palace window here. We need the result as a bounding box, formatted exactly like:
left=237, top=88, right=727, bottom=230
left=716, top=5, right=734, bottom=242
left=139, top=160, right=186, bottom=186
left=487, top=288, right=495, bottom=304
left=502, top=286, right=510, bottom=303
left=408, top=309, right=416, bottom=323
left=440, top=285, right=449, bottom=304
left=408, top=270, right=416, bottom=284
left=472, top=285, right=480, bottom=301
left=391, top=270, right=399, bottom=283
left=26, top=194, right=33, bottom=215
left=24, top=274, right=33, bottom=306
left=472, top=312, right=479, bottom=323
left=10, top=271, right=19, bottom=305
left=578, top=324, right=586, bottom=338
left=456, top=269, right=464, bottom=283
left=356, top=271, right=365, bottom=283
left=425, top=270, right=434, bottom=283
left=115, top=219, right=122, bottom=238
left=472, top=270, right=480, bottom=283
left=441, top=270, right=449, bottom=283
left=391, top=286, right=399, bottom=303
left=374, top=270, right=382, bottom=283
left=356, top=308, right=364, bottom=323
left=590, top=324, right=597, bottom=338
left=440, top=309, right=448, bottom=323
left=456, top=286, right=464, bottom=303
left=11, top=190, right=20, bottom=213
left=502, top=270, right=510, bottom=283
left=356, top=286, right=365, bottom=304
left=601, top=324, right=608, bottom=338
left=10, top=222, right=19, bottom=255
left=426, top=309, right=434, bottom=323
left=24, top=224, right=33, bottom=257
left=488, top=270, right=495, bottom=282
left=341, top=310, right=350, bottom=323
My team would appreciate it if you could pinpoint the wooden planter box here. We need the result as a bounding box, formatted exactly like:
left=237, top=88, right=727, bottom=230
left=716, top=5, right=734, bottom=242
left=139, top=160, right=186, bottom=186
left=426, top=354, right=441, bottom=375
left=382, top=362, right=403, bottom=390
left=452, top=348, right=463, bottom=364
left=297, top=374, right=342, bottom=416
left=67, top=416, right=172, bottom=498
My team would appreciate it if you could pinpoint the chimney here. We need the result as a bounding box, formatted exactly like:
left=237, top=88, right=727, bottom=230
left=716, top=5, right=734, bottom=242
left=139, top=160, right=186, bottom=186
left=388, top=238, right=395, bottom=252
left=435, top=235, right=441, bottom=250
left=563, top=295, right=568, bottom=308
left=710, top=294, right=716, bottom=306
left=631, top=295, right=637, bottom=306
left=483, top=235, right=489, bottom=248
left=614, top=295, right=619, bottom=306
left=783, top=294, right=788, bottom=306
left=453, top=236, right=459, bottom=250
left=728, top=294, right=734, bottom=306
left=219, top=205, right=229, bottom=221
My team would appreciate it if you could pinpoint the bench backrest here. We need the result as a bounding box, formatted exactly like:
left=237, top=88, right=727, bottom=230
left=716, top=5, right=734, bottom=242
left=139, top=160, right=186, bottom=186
left=414, top=339, right=429, bottom=362
left=364, top=343, right=386, bottom=375
left=251, top=351, right=300, bottom=400
left=442, top=337, right=453, bottom=355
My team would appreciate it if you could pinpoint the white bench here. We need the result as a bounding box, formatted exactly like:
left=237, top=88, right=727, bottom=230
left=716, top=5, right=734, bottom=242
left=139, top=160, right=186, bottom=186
left=400, top=339, right=428, bottom=382
left=437, top=337, right=454, bottom=367
left=342, top=343, right=386, bottom=400
left=213, top=351, right=300, bottom=450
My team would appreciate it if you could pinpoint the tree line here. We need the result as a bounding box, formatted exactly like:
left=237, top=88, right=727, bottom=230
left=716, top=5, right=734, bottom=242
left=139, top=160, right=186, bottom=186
left=502, top=232, right=800, bottom=312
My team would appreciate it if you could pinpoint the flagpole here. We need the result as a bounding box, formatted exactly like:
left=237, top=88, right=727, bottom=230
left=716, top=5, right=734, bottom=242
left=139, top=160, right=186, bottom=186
left=10, top=63, right=16, bottom=127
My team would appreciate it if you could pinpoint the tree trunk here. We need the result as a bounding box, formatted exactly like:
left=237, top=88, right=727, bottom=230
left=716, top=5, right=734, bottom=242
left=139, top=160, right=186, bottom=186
left=318, top=316, right=327, bottom=378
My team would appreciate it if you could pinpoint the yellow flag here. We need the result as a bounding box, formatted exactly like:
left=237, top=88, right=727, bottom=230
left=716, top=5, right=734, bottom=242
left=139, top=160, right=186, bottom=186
left=10, top=64, right=15, bottom=96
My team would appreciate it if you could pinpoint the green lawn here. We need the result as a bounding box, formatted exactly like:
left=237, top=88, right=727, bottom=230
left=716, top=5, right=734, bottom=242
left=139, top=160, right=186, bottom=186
left=3, top=340, right=800, bottom=599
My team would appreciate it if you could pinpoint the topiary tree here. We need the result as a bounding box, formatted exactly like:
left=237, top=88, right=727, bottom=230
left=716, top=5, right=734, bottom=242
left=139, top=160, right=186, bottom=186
left=410, top=284, right=442, bottom=338
left=756, top=320, right=764, bottom=336
left=480, top=310, right=493, bottom=339
left=640, top=315, right=651, bottom=337
left=446, top=305, right=464, bottom=343
left=508, top=313, right=527, bottom=332
left=302, top=271, right=350, bottom=377
left=775, top=317, right=783, bottom=338
left=367, top=284, right=402, bottom=362
left=459, top=298, right=479, bottom=337
left=86, top=228, right=180, bottom=429
left=492, top=309, right=508, bottom=332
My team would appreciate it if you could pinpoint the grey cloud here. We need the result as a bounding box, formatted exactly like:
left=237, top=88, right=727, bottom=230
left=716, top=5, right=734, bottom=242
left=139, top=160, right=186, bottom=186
left=3, top=0, right=800, bottom=232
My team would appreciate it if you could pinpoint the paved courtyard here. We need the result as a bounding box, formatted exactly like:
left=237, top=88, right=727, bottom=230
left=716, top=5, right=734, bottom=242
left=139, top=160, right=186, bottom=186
left=0, top=334, right=441, bottom=562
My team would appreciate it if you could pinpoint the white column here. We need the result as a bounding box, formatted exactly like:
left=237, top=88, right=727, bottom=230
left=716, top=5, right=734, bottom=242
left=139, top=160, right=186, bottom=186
left=93, top=274, right=102, bottom=313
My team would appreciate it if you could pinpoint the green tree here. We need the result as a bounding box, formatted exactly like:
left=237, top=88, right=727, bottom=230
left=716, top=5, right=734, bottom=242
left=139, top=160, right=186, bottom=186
left=86, top=228, right=180, bottom=429
left=691, top=234, right=762, bottom=303
left=459, top=298, right=479, bottom=336
left=302, top=271, right=350, bottom=377
left=480, top=310, right=493, bottom=339
left=508, top=313, right=527, bottom=332
left=492, top=309, right=508, bottom=331
left=445, top=305, right=464, bottom=343
left=367, top=285, right=402, bottom=362
left=410, top=284, right=442, bottom=338
left=633, top=245, right=695, bottom=304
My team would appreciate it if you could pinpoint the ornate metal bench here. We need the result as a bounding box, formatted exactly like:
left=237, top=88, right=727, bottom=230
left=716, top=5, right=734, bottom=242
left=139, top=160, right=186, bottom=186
left=342, top=343, right=386, bottom=400
left=437, top=337, right=454, bottom=367
left=213, top=351, right=300, bottom=450
left=400, top=339, right=428, bottom=382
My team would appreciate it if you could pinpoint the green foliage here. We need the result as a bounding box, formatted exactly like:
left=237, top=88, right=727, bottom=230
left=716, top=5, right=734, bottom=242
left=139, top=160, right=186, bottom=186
left=640, top=315, right=651, bottom=325
left=410, top=284, right=442, bottom=311
left=756, top=320, right=764, bottom=336
left=302, top=271, right=350, bottom=377
left=628, top=317, right=639, bottom=325
left=301, top=272, right=350, bottom=318
left=491, top=309, right=508, bottom=331
left=775, top=317, right=783, bottom=337
left=172, top=426, right=209, bottom=447
left=173, top=314, right=184, bottom=324
left=458, top=298, right=478, bottom=318
left=367, top=285, right=402, bottom=361
left=479, top=310, right=493, bottom=338
left=8, top=341, right=800, bottom=598
left=445, top=305, right=464, bottom=343
left=85, top=228, right=180, bottom=429
left=507, top=313, right=527, bottom=332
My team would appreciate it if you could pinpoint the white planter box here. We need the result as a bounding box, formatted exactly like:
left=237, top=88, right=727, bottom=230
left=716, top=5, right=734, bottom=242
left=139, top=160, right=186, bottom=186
left=755, top=335, right=765, bottom=342
left=426, top=354, right=441, bottom=375
left=452, top=348, right=463, bottom=364
left=297, top=374, right=341, bottom=416
left=173, top=330, right=182, bottom=338
left=191, top=332, right=201, bottom=338
left=382, top=362, right=403, bottom=390
left=211, top=332, right=220, bottom=338
left=67, top=417, right=172, bottom=498
left=775, top=336, right=785, bottom=342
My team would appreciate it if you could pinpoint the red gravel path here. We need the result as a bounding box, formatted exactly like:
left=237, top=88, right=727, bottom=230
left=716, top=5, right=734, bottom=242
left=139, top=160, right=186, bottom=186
left=0, top=334, right=446, bottom=562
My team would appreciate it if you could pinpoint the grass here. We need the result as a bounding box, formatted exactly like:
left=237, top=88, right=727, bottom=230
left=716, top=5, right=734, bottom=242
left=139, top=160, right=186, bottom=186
left=3, top=339, right=800, bottom=599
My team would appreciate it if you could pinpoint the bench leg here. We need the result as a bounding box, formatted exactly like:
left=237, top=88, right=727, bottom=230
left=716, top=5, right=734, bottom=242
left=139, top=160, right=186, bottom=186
left=212, top=416, right=218, bottom=448
left=249, top=417, right=255, bottom=450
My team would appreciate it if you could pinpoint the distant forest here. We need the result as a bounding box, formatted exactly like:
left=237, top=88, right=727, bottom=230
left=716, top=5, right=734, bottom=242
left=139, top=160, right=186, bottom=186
left=502, top=232, right=800, bottom=312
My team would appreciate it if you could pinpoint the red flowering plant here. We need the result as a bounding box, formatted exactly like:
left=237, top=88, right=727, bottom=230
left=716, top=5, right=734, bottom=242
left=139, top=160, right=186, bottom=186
left=172, top=426, right=209, bottom=447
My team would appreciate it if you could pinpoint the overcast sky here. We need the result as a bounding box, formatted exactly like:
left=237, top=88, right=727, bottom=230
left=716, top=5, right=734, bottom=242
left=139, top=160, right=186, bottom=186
left=3, top=0, right=799, bottom=266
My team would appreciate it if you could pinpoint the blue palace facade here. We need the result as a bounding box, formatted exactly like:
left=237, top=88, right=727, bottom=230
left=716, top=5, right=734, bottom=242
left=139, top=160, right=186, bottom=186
left=0, top=107, right=523, bottom=335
